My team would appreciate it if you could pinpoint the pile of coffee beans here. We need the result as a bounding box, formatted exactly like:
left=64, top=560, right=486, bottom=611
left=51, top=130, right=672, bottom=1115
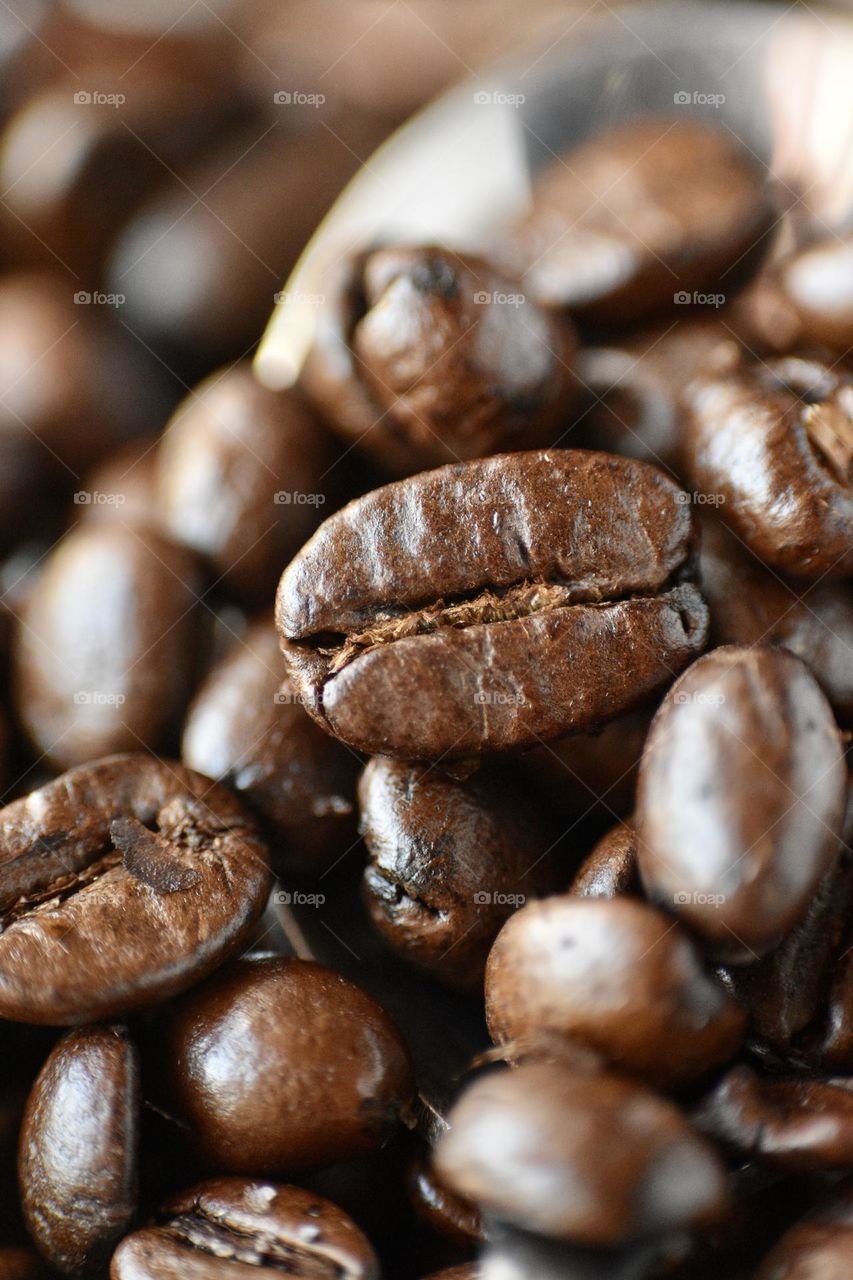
left=0, top=7, right=852, bottom=1276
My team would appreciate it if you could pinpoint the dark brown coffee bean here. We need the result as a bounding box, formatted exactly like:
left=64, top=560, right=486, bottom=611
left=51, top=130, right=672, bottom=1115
left=155, top=956, right=415, bottom=1174
left=753, top=1178, right=853, bottom=1278
left=110, top=1177, right=379, bottom=1279
left=156, top=367, right=339, bottom=607
left=80, top=443, right=158, bottom=529
left=13, top=525, right=204, bottom=767
left=700, top=517, right=853, bottom=724
left=0, top=1248, right=53, bottom=1280
left=685, top=354, right=853, bottom=578
left=570, top=820, right=639, bottom=899
left=183, top=616, right=358, bottom=879
left=407, top=1154, right=483, bottom=1247
left=485, top=896, right=744, bottom=1084
left=434, top=1063, right=728, bottom=1244
left=302, top=246, right=578, bottom=474
left=637, top=646, right=847, bottom=961
left=419, top=1269, right=479, bottom=1280
left=19, top=1024, right=138, bottom=1275
left=0, top=755, right=270, bottom=1023
left=780, top=234, right=853, bottom=355
left=359, top=756, right=560, bottom=990
left=520, top=710, right=652, bottom=821
left=498, top=120, right=772, bottom=325
left=277, top=451, right=708, bottom=760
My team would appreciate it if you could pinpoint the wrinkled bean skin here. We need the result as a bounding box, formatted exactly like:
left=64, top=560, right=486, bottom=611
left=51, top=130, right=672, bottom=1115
left=434, top=1063, right=728, bottom=1245
left=637, top=646, right=847, bottom=961
left=19, top=1024, right=138, bottom=1276
left=359, top=756, right=560, bottom=989
left=14, top=525, right=205, bottom=768
left=277, top=450, right=708, bottom=760
left=753, top=1179, right=853, bottom=1279
left=0, top=754, right=270, bottom=1024
left=498, top=121, right=772, bottom=325
left=154, top=956, right=415, bottom=1175
left=685, top=354, right=853, bottom=578
left=182, top=618, right=358, bottom=878
left=485, top=896, right=744, bottom=1084
left=570, top=820, right=639, bottom=899
left=110, top=1178, right=379, bottom=1280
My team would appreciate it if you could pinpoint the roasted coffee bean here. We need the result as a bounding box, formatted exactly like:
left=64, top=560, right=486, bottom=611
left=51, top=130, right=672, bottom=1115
left=14, top=525, right=205, bottom=768
left=110, top=1178, right=379, bottom=1280
left=685, top=354, right=853, bottom=578
left=19, top=1024, right=138, bottom=1275
left=359, top=756, right=560, bottom=990
left=302, top=246, right=578, bottom=474
left=498, top=120, right=772, bottom=325
left=570, top=820, right=639, bottom=899
left=407, top=1155, right=483, bottom=1247
left=694, top=1065, right=853, bottom=1171
left=780, top=233, right=853, bottom=355
left=434, top=1063, right=728, bottom=1244
left=155, top=955, right=415, bottom=1174
left=182, top=616, right=358, bottom=878
left=156, top=367, right=338, bottom=607
left=519, top=710, right=652, bottom=821
left=753, top=1178, right=853, bottom=1278
left=0, top=755, right=270, bottom=1023
left=637, top=646, right=847, bottom=961
left=420, top=1269, right=479, bottom=1280
left=277, top=451, right=708, bottom=760
left=79, top=443, right=159, bottom=529
left=485, top=896, right=744, bottom=1084
left=700, top=517, right=853, bottom=724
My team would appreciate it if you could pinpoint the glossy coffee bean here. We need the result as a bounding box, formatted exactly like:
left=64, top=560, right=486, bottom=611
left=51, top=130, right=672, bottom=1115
left=0, top=755, right=270, bottom=1023
left=14, top=525, right=204, bottom=767
left=637, top=646, right=847, bottom=961
left=781, top=233, right=853, bottom=355
left=485, top=896, right=744, bottom=1084
left=155, top=956, right=415, bottom=1174
left=277, top=451, right=708, bottom=760
left=499, top=120, right=772, bottom=325
left=19, top=1024, right=138, bottom=1275
left=156, top=367, right=338, bottom=607
left=570, top=820, right=639, bottom=899
left=434, top=1063, right=728, bottom=1244
left=753, top=1179, right=853, bottom=1278
left=407, top=1155, right=482, bottom=1247
left=359, top=756, right=560, bottom=989
left=700, top=517, right=853, bottom=724
left=110, top=1178, right=379, bottom=1280
left=302, top=246, right=578, bottom=474
left=685, top=354, right=853, bottom=578
left=182, top=617, right=359, bottom=879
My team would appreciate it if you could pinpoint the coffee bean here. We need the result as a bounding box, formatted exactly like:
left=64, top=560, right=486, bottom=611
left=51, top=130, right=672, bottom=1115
left=434, top=1063, right=728, bottom=1244
left=498, top=121, right=772, bottom=324
left=0, top=1248, right=53, bottom=1280
left=781, top=233, right=853, bottom=355
left=0, top=755, right=270, bottom=1023
left=570, top=820, right=639, bottom=899
left=753, top=1179, right=853, bottom=1278
left=685, top=354, right=853, bottom=577
left=419, top=1269, right=479, bottom=1280
left=359, top=756, right=560, bottom=990
left=13, top=525, right=205, bottom=767
left=154, top=956, right=415, bottom=1174
left=79, top=443, right=158, bottom=530
left=110, top=1178, right=379, bottom=1279
left=407, top=1154, right=483, bottom=1247
left=182, top=616, right=359, bottom=879
left=637, top=646, right=847, bottom=960
left=156, top=367, right=339, bottom=607
left=277, top=450, right=708, bottom=759
left=19, top=1023, right=138, bottom=1275
left=302, top=246, right=578, bottom=474
left=485, top=896, right=744, bottom=1084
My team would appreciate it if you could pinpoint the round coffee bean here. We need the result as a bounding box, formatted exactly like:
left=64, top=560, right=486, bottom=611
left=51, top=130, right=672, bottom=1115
left=19, top=1024, right=138, bottom=1275
left=637, top=646, right=847, bottom=960
left=359, top=756, right=560, bottom=989
left=155, top=956, right=415, bottom=1174
left=434, top=1063, right=728, bottom=1244
left=753, top=1179, right=853, bottom=1278
left=302, top=246, right=578, bottom=474
left=156, top=366, right=338, bottom=606
left=277, top=451, right=708, bottom=759
left=685, top=354, right=853, bottom=578
left=407, top=1155, right=482, bottom=1247
left=781, top=233, right=853, bottom=355
left=182, top=617, right=358, bottom=878
left=0, top=755, right=270, bottom=1023
left=110, top=1178, right=379, bottom=1279
left=485, top=896, right=744, bottom=1084
left=498, top=120, right=772, bottom=324
left=80, top=443, right=158, bottom=529
left=570, top=820, right=639, bottom=899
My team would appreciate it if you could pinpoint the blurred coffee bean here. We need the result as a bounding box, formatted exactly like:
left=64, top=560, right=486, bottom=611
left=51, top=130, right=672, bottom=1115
left=485, top=896, right=744, bottom=1085
left=79, top=441, right=158, bottom=527
left=518, top=709, right=652, bottom=821
left=19, top=1024, right=138, bottom=1276
left=181, top=616, right=359, bottom=878
left=156, top=365, right=340, bottom=606
left=637, top=646, right=847, bottom=961
left=0, top=1249, right=53, bottom=1280
left=780, top=233, right=853, bottom=355
left=753, top=1178, right=853, bottom=1277
left=434, top=1063, right=728, bottom=1244
left=420, top=1270, right=479, bottom=1280
left=407, top=1155, right=483, bottom=1248
left=359, top=756, right=560, bottom=990
left=570, top=820, right=639, bottom=899
left=14, top=524, right=205, bottom=767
